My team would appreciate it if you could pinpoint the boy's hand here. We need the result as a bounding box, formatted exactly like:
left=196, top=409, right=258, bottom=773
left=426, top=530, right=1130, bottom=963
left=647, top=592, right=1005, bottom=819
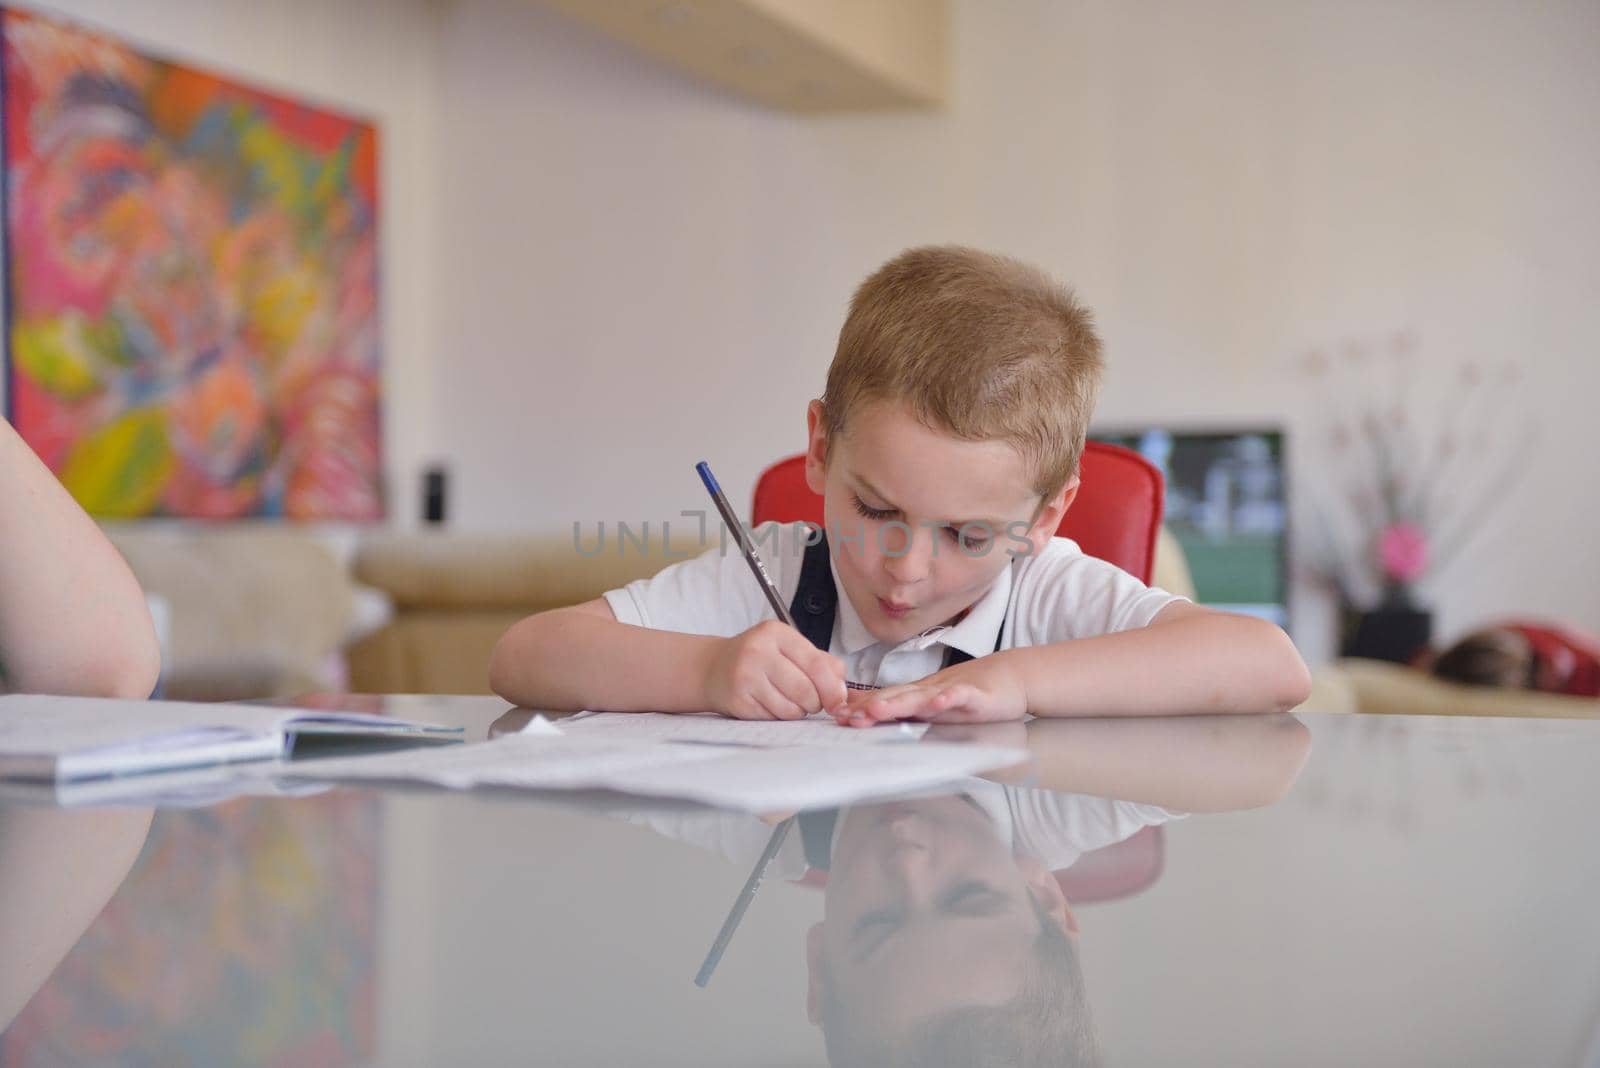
left=833, top=655, right=1027, bottom=726
left=703, top=621, right=849, bottom=720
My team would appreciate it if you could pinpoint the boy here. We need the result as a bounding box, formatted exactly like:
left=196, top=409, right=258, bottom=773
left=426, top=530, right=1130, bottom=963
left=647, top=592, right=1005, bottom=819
left=490, top=246, right=1310, bottom=721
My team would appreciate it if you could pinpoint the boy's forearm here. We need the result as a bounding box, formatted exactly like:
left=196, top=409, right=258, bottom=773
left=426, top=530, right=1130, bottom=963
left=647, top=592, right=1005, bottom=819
left=489, top=609, right=721, bottom=713
left=1006, top=612, right=1312, bottom=718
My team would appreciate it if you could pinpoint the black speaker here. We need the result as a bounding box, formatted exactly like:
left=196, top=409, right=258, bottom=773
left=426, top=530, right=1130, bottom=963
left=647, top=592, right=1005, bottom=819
left=422, top=465, right=448, bottom=525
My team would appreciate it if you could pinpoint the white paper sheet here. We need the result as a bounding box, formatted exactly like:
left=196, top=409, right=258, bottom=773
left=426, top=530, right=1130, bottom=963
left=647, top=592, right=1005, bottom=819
left=559, top=710, right=928, bottom=746
left=286, top=733, right=1030, bottom=813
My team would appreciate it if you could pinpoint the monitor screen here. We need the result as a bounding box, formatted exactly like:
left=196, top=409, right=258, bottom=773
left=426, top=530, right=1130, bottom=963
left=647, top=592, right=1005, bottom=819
left=1090, top=427, right=1289, bottom=628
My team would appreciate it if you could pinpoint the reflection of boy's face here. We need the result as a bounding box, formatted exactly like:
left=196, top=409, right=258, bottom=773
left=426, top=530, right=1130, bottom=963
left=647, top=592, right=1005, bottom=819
left=807, top=796, right=1075, bottom=1033
left=803, top=400, right=1074, bottom=645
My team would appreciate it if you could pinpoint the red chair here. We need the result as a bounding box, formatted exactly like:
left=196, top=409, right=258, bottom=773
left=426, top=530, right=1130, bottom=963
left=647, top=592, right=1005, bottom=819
left=755, top=439, right=1169, bottom=904
left=750, top=439, right=1164, bottom=582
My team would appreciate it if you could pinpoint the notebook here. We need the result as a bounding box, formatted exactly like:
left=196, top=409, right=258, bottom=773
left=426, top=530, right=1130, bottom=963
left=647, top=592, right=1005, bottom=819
left=0, top=694, right=463, bottom=783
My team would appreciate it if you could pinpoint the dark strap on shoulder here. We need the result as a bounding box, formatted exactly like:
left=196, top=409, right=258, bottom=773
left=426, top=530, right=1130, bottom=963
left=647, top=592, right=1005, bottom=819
left=789, top=525, right=836, bottom=652
left=785, top=525, right=1002, bottom=663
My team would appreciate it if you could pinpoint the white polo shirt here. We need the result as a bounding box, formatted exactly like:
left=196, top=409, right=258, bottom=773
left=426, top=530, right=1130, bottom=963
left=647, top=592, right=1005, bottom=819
left=602, top=520, right=1185, bottom=689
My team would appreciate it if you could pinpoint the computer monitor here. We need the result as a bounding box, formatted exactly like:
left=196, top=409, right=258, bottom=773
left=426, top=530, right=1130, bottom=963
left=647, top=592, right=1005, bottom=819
left=1090, top=426, right=1290, bottom=629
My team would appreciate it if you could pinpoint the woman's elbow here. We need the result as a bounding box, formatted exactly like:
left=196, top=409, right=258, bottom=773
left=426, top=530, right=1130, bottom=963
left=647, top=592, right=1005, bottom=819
left=96, top=619, right=163, bottom=700
left=52, top=644, right=161, bottom=701
left=36, top=607, right=163, bottom=700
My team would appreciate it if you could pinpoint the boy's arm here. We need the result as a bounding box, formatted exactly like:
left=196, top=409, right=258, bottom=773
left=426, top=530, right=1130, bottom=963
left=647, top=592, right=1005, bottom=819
left=1006, top=601, right=1312, bottom=717
left=841, top=601, right=1311, bottom=723
left=489, top=599, right=849, bottom=717
left=490, top=599, right=723, bottom=713
left=0, top=419, right=161, bottom=698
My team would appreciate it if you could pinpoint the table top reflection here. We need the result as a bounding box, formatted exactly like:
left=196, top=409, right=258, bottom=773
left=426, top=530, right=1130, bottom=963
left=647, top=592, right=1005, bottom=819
left=3, top=697, right=1600, bottom=1067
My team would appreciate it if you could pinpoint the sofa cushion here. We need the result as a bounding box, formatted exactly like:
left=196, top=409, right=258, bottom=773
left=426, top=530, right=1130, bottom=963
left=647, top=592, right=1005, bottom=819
left=106, top=527, right=356, bottom=701
left=353, top=531, right=709, bottom=611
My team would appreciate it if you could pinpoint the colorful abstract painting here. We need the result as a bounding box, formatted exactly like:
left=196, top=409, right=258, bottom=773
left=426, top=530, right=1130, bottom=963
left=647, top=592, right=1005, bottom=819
left=1, top=8, right=383, bottom=519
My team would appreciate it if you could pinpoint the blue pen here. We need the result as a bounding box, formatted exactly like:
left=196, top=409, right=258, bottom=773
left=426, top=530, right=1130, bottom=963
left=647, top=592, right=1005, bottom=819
left=696, top=461, right=797, bottom=627
left=695, top=461, right=877, bottom=693
left=688, top=463, right=881, bottom=987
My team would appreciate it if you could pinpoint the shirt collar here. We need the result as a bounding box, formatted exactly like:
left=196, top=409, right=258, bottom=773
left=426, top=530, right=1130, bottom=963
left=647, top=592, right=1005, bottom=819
left=827, top=554, right=1013, bottom=659
left=830, top=555, right=881, bottom=655
left=939, top=561, right=1013, bottom=659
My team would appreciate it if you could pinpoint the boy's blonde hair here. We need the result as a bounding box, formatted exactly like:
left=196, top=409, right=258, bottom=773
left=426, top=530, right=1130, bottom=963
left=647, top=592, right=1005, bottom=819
left=821, top=245, right=1104, bottom=498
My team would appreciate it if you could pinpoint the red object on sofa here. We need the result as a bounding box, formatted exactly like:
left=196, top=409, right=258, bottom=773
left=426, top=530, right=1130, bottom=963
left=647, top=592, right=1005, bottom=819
left=750, top=440, right=1165, bottom=583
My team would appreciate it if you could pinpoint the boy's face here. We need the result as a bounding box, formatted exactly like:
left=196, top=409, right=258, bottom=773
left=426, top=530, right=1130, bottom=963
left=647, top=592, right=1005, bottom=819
left=804, top=399, right=1076, bottom=645
left=806, top=795, right=1075, bottom=1032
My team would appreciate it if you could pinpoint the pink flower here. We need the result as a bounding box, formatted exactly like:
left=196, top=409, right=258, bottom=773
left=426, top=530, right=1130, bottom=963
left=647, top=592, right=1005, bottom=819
left=1378, top=523, right=1429, bottom=585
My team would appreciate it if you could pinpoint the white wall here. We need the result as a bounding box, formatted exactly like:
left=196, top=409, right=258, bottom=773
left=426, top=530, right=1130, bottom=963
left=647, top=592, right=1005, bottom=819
left=6, top=0, right=1597, bottom=656
left=3, top=0, right=443, bottom=526
left=430, top=0, right=1600, bottom=659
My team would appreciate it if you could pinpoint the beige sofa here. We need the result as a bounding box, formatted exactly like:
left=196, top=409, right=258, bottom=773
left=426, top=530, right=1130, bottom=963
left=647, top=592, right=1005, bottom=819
left=344, top=530, right=683, bottom=695
left=107, top=527, right=370, bottom=702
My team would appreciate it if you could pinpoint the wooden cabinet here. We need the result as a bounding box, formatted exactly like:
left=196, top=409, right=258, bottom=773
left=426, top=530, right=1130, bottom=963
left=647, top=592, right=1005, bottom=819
left=532, top=0, right=948, bottom=112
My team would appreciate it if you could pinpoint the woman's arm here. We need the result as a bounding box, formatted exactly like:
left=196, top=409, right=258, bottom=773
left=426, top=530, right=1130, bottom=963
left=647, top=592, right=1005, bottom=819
left=0, top=419, right=160, bottom=698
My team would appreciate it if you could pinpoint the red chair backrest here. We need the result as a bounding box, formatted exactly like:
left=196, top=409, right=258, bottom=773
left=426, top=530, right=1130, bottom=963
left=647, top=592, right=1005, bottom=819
left=750, top=440, right=1164, bottom=582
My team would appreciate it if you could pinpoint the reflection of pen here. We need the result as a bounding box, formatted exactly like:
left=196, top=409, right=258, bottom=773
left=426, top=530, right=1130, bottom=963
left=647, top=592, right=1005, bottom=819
left=694, top=816, right=794, bottom=988
left=690, top=466, right=800, bottom=986
left=694, top=461, right=877, bottom=693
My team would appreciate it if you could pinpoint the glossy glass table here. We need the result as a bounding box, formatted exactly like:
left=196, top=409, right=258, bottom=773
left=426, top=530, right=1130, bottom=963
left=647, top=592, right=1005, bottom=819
left=3, top=698, right=1599, bottom=1067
